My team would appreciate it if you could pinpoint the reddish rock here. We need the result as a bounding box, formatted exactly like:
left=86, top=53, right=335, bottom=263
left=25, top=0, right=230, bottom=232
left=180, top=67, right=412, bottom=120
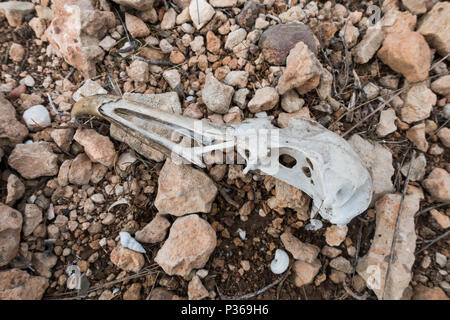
left=206, top=31, right=221, bottom=54
left=280, top=232, right=319, bottom=263
left=110, top=244, right=145, bottom=273
left=5, top=174, right=25, bottom=206
left=68, top=153, right=92, bottom=185
left=135, top=215, right=171, bottom=243
left=0, top=269, right=48, bottom=300
left=123, top=283, right=142, bottom=300
left=324, top=225, right=348, bottom=247
left=235, top=0, right=260, bottom=30
left=188, top=275, right=209, bottom=300
left=125, top=13, right=150, bottom=38
left=406, top=123, right=429, bottom=152
left=422, top=168, right=450, bottom=203
left=413, top=284, right=449, bottom=300
left=292, top=259, right=321, bottom=287
left=112, top=0, right=154, bottom=10
left=0, top=94, right=28, bottom=146
left=74, top=128, right=116, bottom=167
left=23, top=204, right=43, bottom=237
left=0, top=204, right=22, bottom=267
left=50, top=128, right=73, bottom=152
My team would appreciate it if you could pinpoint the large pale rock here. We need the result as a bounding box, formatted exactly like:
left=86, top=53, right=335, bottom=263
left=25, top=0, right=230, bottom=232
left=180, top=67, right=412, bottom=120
left=422, top=168, right=450, bottom=203
left=8, top=142, right=59, bottom=179
left=189, top=0, right=215, bottom=30
left=155, top=214, right=216, bottom=277
left=418, top=2, right=450, bottom=60
left=247, top=87, right=279, bottom=113
left=0, top=1, right=35, bottom=26
left=111, top=0, right=154, bottom=10
left=357, top=193, right=420, bottom=300
left=72, top=79, right=107, bottom=102
left=135, top=215, right=171, bottom=243
left=348, top=135, right=395, bottom=200
left=277, top=42, right=322, bottom=95
left=0, top=94, right=28, bottom=146
left=202, top=73, right=234, bottom=114
left=400, top=83, right=437, bottom=124
left=378, top=32, right=431, bottom=83
left=45, top=0, right=115, bottom=78
left=23, top=105, right=51, bottom=131
left=224, top=28, right=247, bottom=51
left=155, top=160, right=218, bottom=216
left=0, top=203, right=22, bottom=267
left=281, top=89, right=304, bottom=113
left=277, top=108, right=311, bottom=128
left=353, top=27, right=384, bottom=64
left=110, top=244, right=145, bottom=273
left=0, top=269, right=48, bottom=300
left=280, top=232, right=319, bottom=263
left=74, top=129, right=116, bottom=167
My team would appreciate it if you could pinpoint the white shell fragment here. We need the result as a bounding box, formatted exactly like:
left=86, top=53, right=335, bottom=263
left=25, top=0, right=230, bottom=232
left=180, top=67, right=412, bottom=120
left=119, top=231, right=146, bottom=253
left=23, top=105, right=51, bottom=131
left=270, top=249, right=289, bottom=274
left=108, top=198, right=129, bottom=212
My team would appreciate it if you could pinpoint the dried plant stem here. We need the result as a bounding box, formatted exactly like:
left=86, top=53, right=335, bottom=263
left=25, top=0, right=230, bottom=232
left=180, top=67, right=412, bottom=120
left=415, top=230, right=450, bottom=256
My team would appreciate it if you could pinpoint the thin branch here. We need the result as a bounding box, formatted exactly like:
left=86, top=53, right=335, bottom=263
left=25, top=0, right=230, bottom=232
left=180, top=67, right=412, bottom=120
left=415, top=230, right=450, bottom=256
left=343, top=280, right=368, bottom=300
left=130, top=55, right=174, bottom=66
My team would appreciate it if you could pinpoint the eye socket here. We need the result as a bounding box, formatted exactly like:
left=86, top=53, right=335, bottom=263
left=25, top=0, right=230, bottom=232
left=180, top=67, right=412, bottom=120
left=302, top=166, right=312, bottom=178
left=278, top=154, right=297, bottom=168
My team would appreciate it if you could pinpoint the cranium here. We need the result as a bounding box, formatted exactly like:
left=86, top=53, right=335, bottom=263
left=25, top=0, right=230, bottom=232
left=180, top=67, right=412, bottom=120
left=72, top=95, right=373, bottom=225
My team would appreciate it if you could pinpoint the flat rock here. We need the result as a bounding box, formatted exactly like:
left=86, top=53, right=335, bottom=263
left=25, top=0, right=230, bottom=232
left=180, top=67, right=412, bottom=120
left=74, top=129, right=116, bottom=167
left=135, top=215, right=171, bottom=243
left=155, top=159, right=218, bottom=216
left=8, top=142, right=59, bottom=179
left=422, top=168, right=450, bottom=203
left=72, top=80, right=108, bottom=102
left=418, top=2, right=450, bottom=60
left=378, top=31, right=431, bottom=83
left=68, top=153, right=92, bottom=185
left=277, top=108, right=311, bottom=128
left=110, top=244, right=145, bottom=273
left=0, top=203, right=22, bottom=267
left=155, top=214, right=216, bottom=277
left=188, top=275, right=209, bottom=300
left=357, top=193, right=420, bottom=300
left=0, top=269, right=48, bottom=300
left=189, top=0, right=215, bottom=30
left=0, top=94, right=28, bottom=146
left=353, top=27, right=384, bottom=64
left=401, top=83, right=437, bottom=124
left=280, top=232, right=319, bottom=263
left=377, top=108, right=397, bottom=137
left=202, top=73, right=234, bottom=114
left=259, top=23, right=317, bottom=66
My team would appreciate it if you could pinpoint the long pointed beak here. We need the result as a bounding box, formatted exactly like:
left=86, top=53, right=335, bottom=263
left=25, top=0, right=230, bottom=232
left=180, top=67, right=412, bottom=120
left=71, top=95, right=121, bottom=119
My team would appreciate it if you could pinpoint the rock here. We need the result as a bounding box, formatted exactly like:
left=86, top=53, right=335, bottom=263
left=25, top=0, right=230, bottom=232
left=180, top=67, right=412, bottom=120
left=357, top=193, right=420, bottom=300
left=259, top=23, right=317, bottom=66
left=50, top=128, right=73, bottom=152
left=321, top=246, right=342, bottom=258
left=161, top=8, right=176, bottom=30
left=223, top=107, right=243, bottom=123
left=233, top=88, right=249, bottom=109
left=206, top=31, right=221, bottom=54
left=277, top=108, right=311, bottom=128
left=348, top=135, right=395, bottom=200
left=224, top=71, right=248, bottom=89
left=339, top=23, right=360, bottom=48
left=202, top=73, right=234, bottom=114
left=123, top=283, right=142, bottom=300
left=9, top=43, right=25, bottom=62
left=22, top=105, right=51, bottom=131
left=72, top=80, right=108, bottom=102
left=125, top=13, right=150, bottom=38
left=324, top=225, right=348, bottom=247
left=402, top=0, right=427, bottom=15
left=363, top=82, right=380, bottom=100
left=436, top=252, right=447, bottom=268
left=281, top=90, right=305, bottom=113
left=248, top=87, right=279, bottom=113
left=430, top=209, right=450, bottom=229
left=225, top=28, right=247, bottom=51
left=32, top=252, right=57, bottom=278
left=74, top=129, right=116, bottom=167
left=188, top=275, right=209, bottom=300
left=400, top=83, right=437, bottom=123
left=117, top=151, right=137, bottom=171
left=210, top=0, right=236, bottom=7
left=127, top=60, right=149, bottom=83
left=29, top=17, right=46, bottom=38
left=8, top=142, right=58, bottom=179
left=0, top=94, right=28, bottom=146
left=330, top=256, right=353, bottom=274
left=406, top=123, right=429, bottom=152
left=189, top=0, right=215, bottom=30
left=155, top=214, right=216, bottom=277
left=380, top=9, right=416, bottom=35
left=279, top=5, right=306, bottom=24
left=378, top=32, right=431, bottom=83
left=277, top=42, right=322, bottom=95
left=400, top=153, right=427, bottom=181
left=68, top=153, right=92, bottom=185
left=431, top=75, right=450, bottom=100
left=413, top=284, right=449, bottom=300
left=170, top=50, right=185, bottom=64
left=99, top=36, right=117, bottom=51
left=292, top=259, right=321, bottom=287
left=45, top=0, right=115, bottom=78
left=0, top=204, right=22, bottom=267
left=280, top=232, right=320, bottom=263
left=6, top=174, right=25, bottom=206
left=155, top=159, right=218, bottom=216
left=162, top=69, right=181, bottom=90
left=422, top=168, right=450, bottom=203
left=0, top=269, right=48, bottom=300
left=147, top=287, right=175, bottom=300
left=417, top=2, right=450, bottom=60
left=437, top=128, right=450, bottom=148
left=0, top=1, right=35, bottom=26
left=353, top=27, right=384, bottom=64
left=111, top=0, right=155, bottom=10
left=377, top=108, right=397, bottom=137
left=110, top=244, right=145, bottom=273
left=23, top=204, right=42, bottom=237
left=235, top=0, right=260, bottom=30
left=135, top=215, right=171, bottom=243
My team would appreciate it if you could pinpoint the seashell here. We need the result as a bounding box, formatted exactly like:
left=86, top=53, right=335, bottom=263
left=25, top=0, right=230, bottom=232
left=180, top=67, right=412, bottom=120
left=270, top=249, right=289, bottom=274
left=23, top=105, right=51, bottom=131
left=237, top=228, right=246, bottom=240
left=120, top=231, right=146, bottom=253
left=108, top=198, right=129, bottom=212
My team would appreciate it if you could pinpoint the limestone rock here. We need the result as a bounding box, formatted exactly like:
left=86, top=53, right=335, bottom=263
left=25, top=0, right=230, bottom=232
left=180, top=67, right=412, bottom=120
left=68, top=153, right=92, bottom=185
left=50, top=128, right=73, bottom=152
left=406, top=123, right=429, bottom=152
left=281, top=89, right=305, bottom=113
left=202, top=73, right=234, bottom=114
left=280, top=232, right=320, bottom=263
left=325, top=225, right=348, bottom=247
left=224, top=28, right=247, bottom=51
left=400, top=153, right=427, bottom=182
left=32, top=252, right=57, bottom=278
left=0, top=1, right=35, bottom=27
left=110, top=244, right=145, bottom=273
left=111, top=0, right=154, bottom=10
left=400, top=83, right=437, bottom=124
left=380, top=9, right=417, bottom=35
left=135, top=215, right=171, bottom=243
left=72, top=80, right=108, bottom=102
left=293, top=259, right=321, bottom=287
left=248, top=87, right=279, bottom=113
left=0, top=203, right=22, bottom=267
left=23, top=204, right=42, bottom=237
left=6, top=174, right=25, bottom=206
left=377, top=108, right=397, bottom=137
left=155, top=214, right=216, bottom=277
left=353, top=27, right=384, bottom=64
left=418, top=2, right=450, bottom=60
left=125, top=13, right=150, bottom=38
left=188, top=275, right=209, bottom=300
left=127, top=60, right=149, bottom=83
left=0, top=269, right=48, bottom=300
left=437, top=128, right=450, bottom=148
left=277, top=108, right=311, bottom=128
left=402, top=0, right=426, bottom=15
left=422, top=168, right=450, bottom=203
left=74, top=129, right=116, bottom=167
left=431, top=75, right=450, bottom=100
left=189, top=0, right=215, bottom=30
left=0, top=94, right=28, bottom=146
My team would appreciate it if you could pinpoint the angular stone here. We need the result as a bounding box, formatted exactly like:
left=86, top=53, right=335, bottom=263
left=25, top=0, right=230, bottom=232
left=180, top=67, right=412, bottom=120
left=127, top=60, right=149, bottom=83
left=111, top=0, right=154, bottom=10
left=277, top=108, right=311, bottom=128
left=155, top=214, right=216, bottom=277
left=418, top=2, right=450, bottom=60
left=32, top=252, right=57, bottom=278
left=400, top=153, right=427, bottom=182
left=68, top=153, right=92, bottom=185
left=406, top=123, right=429, bottom=152
left=325, top=225, right=348, bottom=247
left=188, top=275, right=209, bottom=300
left=353, top=27, right=384, bottom=64
left=377, top=108, right=397, bottom=137
left=292, top=259, right=321, bottom=287
left=125, top=13, right=150, bottom=38
left=402, top=0, right=427, bottom=15
left=380, top=9, right=417, bottom=35
left=202, top=73, right=234, bottom=114
left=135, top=215, right=171, bottom=243
left=281, top=89, right=304, bottom=113
left=437, top=128, right=450, bottom=148
left=0, top=94, right=28, bottom=146
left=224, top=28, right=247, bottom=51
left=422, top=168, right=450, bottom=203
left=0, top=269, right=48, bottom=300
left=110, top=244, right=145, bottom=273
left=430, top=209, right=450, bottom=229
left=431, top=75, right=450, bottom=100
left=206, top=31, right=221, bottom=54
left=224, top=71, right=248, bottom=89
left=259, top=23, right=317, bottom=66
left=123, top=283, right=142, bottom=300
left=6, top=174, right=25, bottom=206
left=50, top=128, right=73, bottom=152
left=401, top=83, right=437, bottom=124
left=23, top=204, right=42, bottom=237
left=74, top=129, right=116, bottom=167
left=330, top=256, right=353, bottom=274
left=280, top=232, right=319, bottom=263
left=8, top=142, right=59, bottom=179
left=248, top=87, right=279, bottom=113
left=0, top=204, right=22, bottom=267
left=189, top=0, right=215, bottom=30
left=0, top=1, right=35, bottom=26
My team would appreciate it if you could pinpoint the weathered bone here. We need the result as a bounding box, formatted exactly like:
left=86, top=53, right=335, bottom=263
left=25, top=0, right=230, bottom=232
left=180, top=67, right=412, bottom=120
left=72, top=95, right=373, bottom=225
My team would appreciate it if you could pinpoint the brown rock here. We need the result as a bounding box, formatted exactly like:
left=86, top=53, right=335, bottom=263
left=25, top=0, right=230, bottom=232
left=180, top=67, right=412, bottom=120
left=406, top=123, right=429, bottom=152
left=280, top=232, right=320, bottom=263
left=155, top=214, right=216, bottom=277
left=357, top=193, right=420, bottom=300
left=236, top=0, right=260, bottom=30
left=400, top=83, right=437, bottom=124
left=0, top=94, right=28, bottom=146
left=0, top=1, right=35, bottom=27
left=68, top=153, right=92, bottom=185
left=277, top=108, right=311, bottom=128
left=9, top=43, right=25, bottom=62
left=6, top=174, right=25, bottom=206
left=0, top=203, right=22, bottom=267
left=123, top=283, right=142, bottom=300
left=259, top=23, right=317, bottom=66
left=380, top=9, right=417, bottom=35
left=32, top=252, right=57, bottom=278
left=431, top=75, right=450, bottom=100
left=378, top=32, right=431, bottom=83
left=147, top=287, right=175, bottom=300
left=125, top=13, right=150, bottom=38
left=169, top=50, right=185, bottom=64
left=248, top=87, right=279, bottom=113
left=422, top=168, right=450, bottom=203
left=413, top=284, right=449, bottom=300
left=324, top=225, right=348, bottom=247
left=50, top=128, right=73, bottom=152
left=292, top=259, right=321, bottom=287
left=188, top=275, right=209, bottom=300
left=23, top=204, right=43, bottom=237
left=155, top=160, right=218, bottom=216
left=135, top=215, right=171, bottom=243
left=111, top=0, right=155, bottom=10
left=206, top=31, right=221, bottom=54
left=74, top=129, right=116, bottom=167
left=110, top=244, right=145, bottom=273
left=8, top=142, right=59, bottom=179
left=418, top=2, right=450, bottom=60
left=430, top=209, right=450, bottom=229
left=0, top=269, right=48, bottom=300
